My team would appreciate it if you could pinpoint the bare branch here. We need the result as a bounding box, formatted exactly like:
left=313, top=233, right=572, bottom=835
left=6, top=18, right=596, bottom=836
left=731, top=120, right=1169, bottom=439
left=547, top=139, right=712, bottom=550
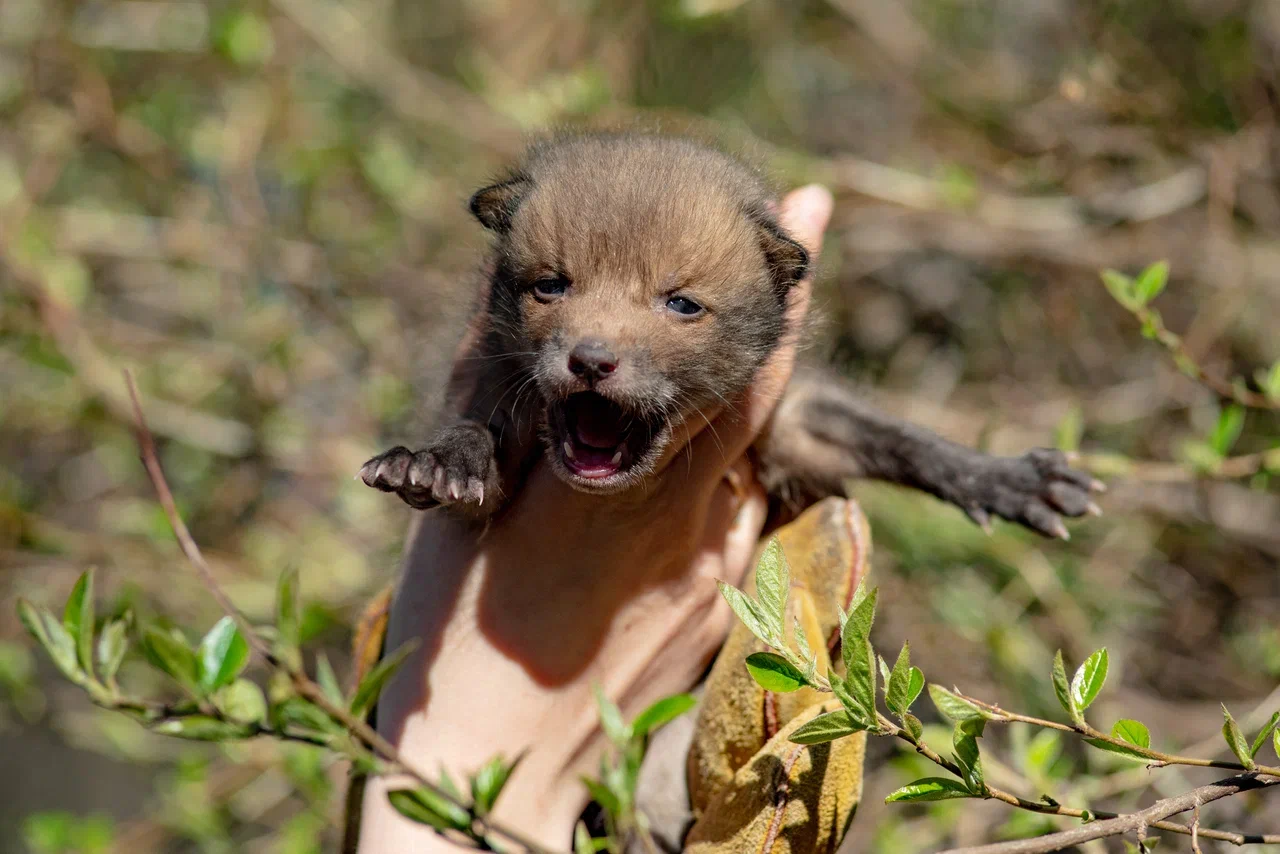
left=939, top=775, right=1280, bottom=854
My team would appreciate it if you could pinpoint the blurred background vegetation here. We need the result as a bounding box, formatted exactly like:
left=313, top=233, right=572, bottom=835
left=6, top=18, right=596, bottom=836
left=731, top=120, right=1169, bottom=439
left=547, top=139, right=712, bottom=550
left=2, top=0, right=1279, bottom=851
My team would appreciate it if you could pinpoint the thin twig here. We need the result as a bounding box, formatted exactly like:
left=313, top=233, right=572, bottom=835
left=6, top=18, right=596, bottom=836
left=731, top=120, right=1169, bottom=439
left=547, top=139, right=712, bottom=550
left=939, top=775, right=1280, bottom=854
left=124, top=370, right=560, bottom=854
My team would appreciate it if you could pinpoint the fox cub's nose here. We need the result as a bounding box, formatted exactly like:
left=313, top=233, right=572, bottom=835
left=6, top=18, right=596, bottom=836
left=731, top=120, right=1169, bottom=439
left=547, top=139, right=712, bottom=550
left=568, top=341, right=618, bottom=384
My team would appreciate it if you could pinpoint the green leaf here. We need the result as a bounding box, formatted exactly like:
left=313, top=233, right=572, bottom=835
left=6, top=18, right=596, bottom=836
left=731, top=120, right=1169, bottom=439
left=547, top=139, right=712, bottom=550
left=630, top=693, right=696, bottom=738
left=1209, top=406, right=1246, bottom=457
left=717, top=582, right=774, bottom=645
left=197, top=616, right=250, bottom=693
left=1132, top=261, right=1168, bottom=305
left=387, top=787, right=470, bottom=832
left=151, top=716, right=256, bottom=741
left=217, top=679, right=267, bottom=724
left=901, top=712, right=924, bottom=741
left=1112, top=719, right=1151, bottom=750
left=1100, top=269, right=1135, bottom=308
left=885, top=777, right=976, bottom=803
left=1274, top=725, right=1279, bottom=761
left=438, top=767, right=464, bottom=802
left=886, top=643, right=913, bottom=715
left=1257, top=361, right=1280, bottom=402
left=906, top=667, right=925, bottom=709
left=19, top=600, right=85, bottom=684
left=315, top=652, right=344, bottom=706
left=929, top=685, right=983, bottom=722
left=1054, top=405, right=1084, bottom=452
left=141, top=627, right=199, bottom=694
left=574, top=821, right=595, bottom=854
left=349, top=640, right=417, bottom=721
left=1070, top=648, right=1108, bottom=712
left=1251, top=711, right=1280, bottom=759
left=793, top=617, right=813, bottom=665
left=789, top=710, right=866, bottom=744
left=63, top=569, right=96, bottom=677
left=471, top=755, right=519, bottom=817
left=1084, top=738, right=1149, bottom=760
left=275, top=568, right=301, bottom=669
left=593, top=684, right=629, bottom=746
left=841, top=584, right=878, bottom=720
left=745, top=652, right=807, bottom=693
left=580, top=777, right=621, bottom=818
left=272, top=697, right=339, bottom=734
left=1222, top=705, right=1254, bottom=769
left=953, top=724, right=985, bottom=794
left=96, top=617, right=129, bottom=685
left=753, top=537, right=789, bottom=640
left=1052, top=651, right=1079, bottom=723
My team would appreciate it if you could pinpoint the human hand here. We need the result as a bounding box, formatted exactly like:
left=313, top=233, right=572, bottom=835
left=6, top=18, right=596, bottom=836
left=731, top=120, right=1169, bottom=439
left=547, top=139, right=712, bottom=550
left=357, top=184, right=834, bottom=852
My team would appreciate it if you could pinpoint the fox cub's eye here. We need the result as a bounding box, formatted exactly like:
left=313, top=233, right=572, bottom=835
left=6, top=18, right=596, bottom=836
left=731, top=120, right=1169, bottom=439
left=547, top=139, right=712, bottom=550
left=665, top=295, right=704, bottom=317
left=532, top=275, right=570, bottom=300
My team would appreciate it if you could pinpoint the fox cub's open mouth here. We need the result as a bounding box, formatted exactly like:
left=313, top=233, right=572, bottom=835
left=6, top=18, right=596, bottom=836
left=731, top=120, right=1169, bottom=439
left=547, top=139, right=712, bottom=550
left=545, top=392, right=668, bottom=489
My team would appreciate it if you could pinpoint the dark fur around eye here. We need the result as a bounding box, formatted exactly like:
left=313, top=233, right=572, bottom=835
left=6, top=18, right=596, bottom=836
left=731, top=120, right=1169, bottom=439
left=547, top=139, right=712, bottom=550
left=532, top=275, right=570, bottom=301
left=666, top=296, right=704, bottom=316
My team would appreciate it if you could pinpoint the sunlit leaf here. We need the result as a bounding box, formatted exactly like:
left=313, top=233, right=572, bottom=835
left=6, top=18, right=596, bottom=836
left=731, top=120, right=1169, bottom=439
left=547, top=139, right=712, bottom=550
left=1132, top=261, right=1168, bottom=305
left=1070, top=648, right=1108, bottom=711
left=885, top=777, right=975, bottom=803
left=197, top=617, right=250, bottom=693
left=1250, top=711, right=1279, bottom=759
left=1209, top=406, right=1246, bottom=457
left=471, top=754, right=519, bottom=817
left=349, top=641, right=417, bottom=721
left=717, top=582, right=773, bottom=646
left=580, top=777, right=620, bottom=818
left=315, top=652, right=344, bottom=706
left=901, top=712, right=924, bottom=741
left=62, top=569, right=96, bottom=677
left=96, top=617, right=129, bottom=686
left=387, top=787, right=470, bottom=831
left=141, top=627, right=199, bottom=694
left=929, top=685, right=983, bottom=723
left=953, top=724, right=985, bottom=794
left=789, top=710, right=866, bottom=744
left=1222, top=705, right=1253, bottom=769
left=1052, top=650, right=1078, bottom=723
left=19, top=600, right=84, bottom=684
left=886, top=642, right=913, bottom=715
left=753, top=537, right=789, bottom=640
left=630, top=693, right=696, bottom=738
left=745, top=652, right=806, bottom=693
left=218, top=679, right=267, bottom=724
left=1112, top=719, right=1151, bottom=750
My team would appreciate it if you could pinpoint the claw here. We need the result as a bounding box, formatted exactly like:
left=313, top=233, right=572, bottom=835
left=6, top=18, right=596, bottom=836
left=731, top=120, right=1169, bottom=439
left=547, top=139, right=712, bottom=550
left=1089, top=478, right=1107, bottom=494
left=966, top=506, right=994, bottom=535
left=1049, top=519, right=1070, bottom=541
left=1086, top=501, right=1103, bottom=517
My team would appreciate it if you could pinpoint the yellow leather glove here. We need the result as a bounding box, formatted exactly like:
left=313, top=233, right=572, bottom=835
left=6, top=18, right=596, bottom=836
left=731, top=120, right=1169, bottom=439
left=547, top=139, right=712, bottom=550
left=683, top=496, right=871, bottom=854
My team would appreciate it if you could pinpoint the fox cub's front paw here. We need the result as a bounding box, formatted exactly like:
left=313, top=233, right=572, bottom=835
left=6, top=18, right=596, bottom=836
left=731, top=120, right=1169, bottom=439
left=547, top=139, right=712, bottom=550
left=966, top=448, right=1104, bottom=540
left=359, top=423, right=498, bottom=511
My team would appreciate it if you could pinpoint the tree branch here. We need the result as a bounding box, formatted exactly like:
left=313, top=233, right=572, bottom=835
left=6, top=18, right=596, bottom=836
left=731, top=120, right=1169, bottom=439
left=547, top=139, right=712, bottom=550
left=938, top=775, right=1280, bottom=854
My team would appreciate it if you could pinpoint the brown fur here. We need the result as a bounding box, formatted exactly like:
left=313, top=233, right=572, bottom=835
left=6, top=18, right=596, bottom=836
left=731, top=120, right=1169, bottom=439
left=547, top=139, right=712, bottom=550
left=360, top=131, right=1100, bottom=540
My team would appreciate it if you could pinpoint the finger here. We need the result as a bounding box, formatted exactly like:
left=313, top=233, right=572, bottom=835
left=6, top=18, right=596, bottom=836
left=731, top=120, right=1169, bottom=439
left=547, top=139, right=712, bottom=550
left=682, top=184, right=833, bottom=485
left=700, top=459, right=770, bottom=591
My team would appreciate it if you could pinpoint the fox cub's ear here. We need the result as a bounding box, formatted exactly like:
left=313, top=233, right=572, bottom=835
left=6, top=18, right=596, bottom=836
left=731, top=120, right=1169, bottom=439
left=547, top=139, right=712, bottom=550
left=469, top=174, right=533, bottom=233
left=755, top=215, right=810, bottom=295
